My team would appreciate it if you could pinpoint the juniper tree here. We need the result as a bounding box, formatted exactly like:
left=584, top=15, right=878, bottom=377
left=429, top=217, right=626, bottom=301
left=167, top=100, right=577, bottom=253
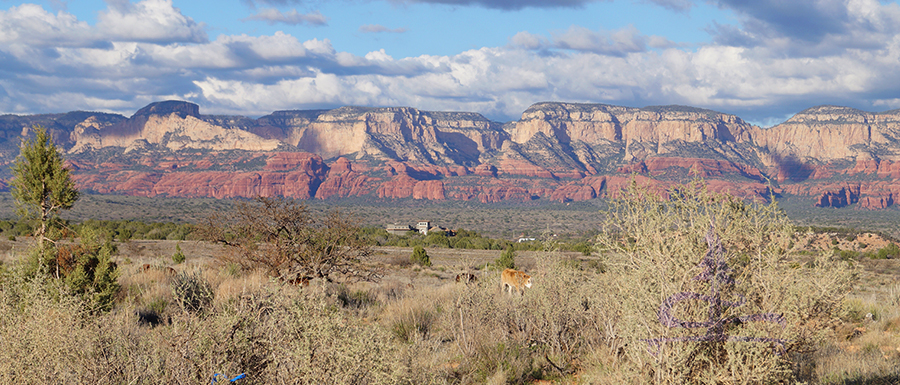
left=410, top=245, right=431, bottom=267
left=10, top=125, right=79, bottom=244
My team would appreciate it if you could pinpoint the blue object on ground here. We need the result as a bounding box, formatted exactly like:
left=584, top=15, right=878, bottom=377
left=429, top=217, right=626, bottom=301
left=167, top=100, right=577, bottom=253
left=211, top=373, right=246, bottom=384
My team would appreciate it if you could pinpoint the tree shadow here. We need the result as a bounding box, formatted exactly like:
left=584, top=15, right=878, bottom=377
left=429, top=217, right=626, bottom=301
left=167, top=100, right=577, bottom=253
left=838, top=373, right=900, bottom=385
left=770, top=153, right=814, bottom=182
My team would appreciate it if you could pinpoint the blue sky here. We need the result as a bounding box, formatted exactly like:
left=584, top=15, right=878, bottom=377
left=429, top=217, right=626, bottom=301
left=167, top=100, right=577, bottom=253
left=1, top=0, right=899, bottom=126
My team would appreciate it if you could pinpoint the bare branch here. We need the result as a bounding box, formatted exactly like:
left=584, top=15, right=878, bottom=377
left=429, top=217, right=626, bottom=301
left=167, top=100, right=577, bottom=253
left=198, top=196, right=377, bottom=283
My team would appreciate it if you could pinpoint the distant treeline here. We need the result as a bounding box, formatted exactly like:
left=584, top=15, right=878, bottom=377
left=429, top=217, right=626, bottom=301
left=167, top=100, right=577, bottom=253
left=804, top=225, right=899, bottom=243
left=358, top=227, right=595, bottom=255
left=0, top=219, right=596, bottom=254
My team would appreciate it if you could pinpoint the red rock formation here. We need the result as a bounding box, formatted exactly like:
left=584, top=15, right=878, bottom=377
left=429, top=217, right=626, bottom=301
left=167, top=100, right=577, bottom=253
left=263, top=152, right=324, bottom=172
left=473, top=164, right=498, bottom=178
left=149, top=170, right=323, bottom=199
left=815, top=186, right=859, bottom=208
left=13, top=101, right=900, bottom=209
left=316, top=157, right=378, bottom=199
left=497, top=159, right=555, bottom=178
left=859, top=194, right=894, bottom=209
left=375, top=174, right=446, bottom=200
left=781, top=181, right=900, bottom=209
left=476, top=185, right=531, bottom=203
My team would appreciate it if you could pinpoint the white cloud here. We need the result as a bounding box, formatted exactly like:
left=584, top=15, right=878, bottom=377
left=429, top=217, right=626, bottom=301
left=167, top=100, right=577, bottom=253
left=0, top=1, right=207, bottom=48
left=0, top=4, right=98, bottom=47
left=243, top=8, right=328, bottom=26
left=365, top=49, right=394, bottom=62
left=510, top=26, right=669, bottom=56
left=554, top=25, right=647, bottom=55
left=873, top=98, right=900, bottom=110
left=3, top=0, right=900, bottom=126
left=711, top=0, right=900, bottom=56
left=96, top=0, right=207, bottom=43
left=509, top=31, right=546, bottom=50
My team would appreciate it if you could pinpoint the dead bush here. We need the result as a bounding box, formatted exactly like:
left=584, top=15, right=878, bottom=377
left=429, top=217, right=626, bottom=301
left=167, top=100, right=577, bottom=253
left=199, top=196, right=380, bottom=283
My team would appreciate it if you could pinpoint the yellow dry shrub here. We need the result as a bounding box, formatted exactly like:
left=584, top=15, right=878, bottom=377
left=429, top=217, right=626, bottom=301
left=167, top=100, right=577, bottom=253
left=593, top=179, right=856, bottom=384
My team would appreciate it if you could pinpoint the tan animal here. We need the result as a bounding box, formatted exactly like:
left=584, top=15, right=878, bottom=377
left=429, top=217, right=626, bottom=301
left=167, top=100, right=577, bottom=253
left=500, top=268, right=532, bottom=295
left=139, top=264, right=176, bottom=275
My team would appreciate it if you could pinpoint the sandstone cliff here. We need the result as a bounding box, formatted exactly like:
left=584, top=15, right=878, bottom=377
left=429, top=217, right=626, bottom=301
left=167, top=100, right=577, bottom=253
left=251, top=106, right=507, bottom=166
left=2, top=100, right=900, bottom=209
left=751, top=105, right=900, bottom=162
left=68, top=101, right=282, bottom=153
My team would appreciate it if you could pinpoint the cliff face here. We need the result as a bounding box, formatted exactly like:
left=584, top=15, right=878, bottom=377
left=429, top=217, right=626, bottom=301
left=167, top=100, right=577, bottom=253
left=751, top=106, right=900, bottom=162
left=251, top=107, right=506, bottom=165
left=3, top=100, right=900, bottom=209
left=69, top=101, right=282, bottom=153
left=509, top=103, right=754, bottom=153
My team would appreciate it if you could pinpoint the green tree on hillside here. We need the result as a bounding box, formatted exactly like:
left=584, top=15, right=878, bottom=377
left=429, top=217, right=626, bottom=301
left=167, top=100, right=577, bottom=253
left=10, top=125, right=79, bottom=244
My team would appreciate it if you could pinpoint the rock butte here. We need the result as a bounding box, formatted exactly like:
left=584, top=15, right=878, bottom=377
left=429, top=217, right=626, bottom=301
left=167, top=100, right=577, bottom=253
left=1, top=100, right=899, bottom=209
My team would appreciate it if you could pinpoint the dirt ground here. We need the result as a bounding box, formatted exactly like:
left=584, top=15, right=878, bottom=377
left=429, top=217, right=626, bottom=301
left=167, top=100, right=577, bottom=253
left=1, top=237, right=895, bottom=298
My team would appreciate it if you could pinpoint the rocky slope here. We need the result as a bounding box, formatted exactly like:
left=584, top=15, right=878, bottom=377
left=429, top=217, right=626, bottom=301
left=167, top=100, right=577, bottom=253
left=2, top=100, right=899, bottom=209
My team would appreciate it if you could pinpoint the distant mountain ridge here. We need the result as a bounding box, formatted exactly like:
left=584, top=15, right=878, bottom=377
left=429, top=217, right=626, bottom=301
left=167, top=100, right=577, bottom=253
left=1, top=100, right=899, bottom=209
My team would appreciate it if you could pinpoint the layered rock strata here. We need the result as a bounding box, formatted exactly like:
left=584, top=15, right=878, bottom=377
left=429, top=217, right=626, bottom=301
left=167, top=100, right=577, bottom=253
left=1, top=100, right=898, bottom=209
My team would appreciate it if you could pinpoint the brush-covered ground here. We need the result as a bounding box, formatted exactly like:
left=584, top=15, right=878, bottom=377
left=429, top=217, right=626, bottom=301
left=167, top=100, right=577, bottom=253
left=0, top=233, right=897, bottom=384
left=1, top=179, right=899, bottom=384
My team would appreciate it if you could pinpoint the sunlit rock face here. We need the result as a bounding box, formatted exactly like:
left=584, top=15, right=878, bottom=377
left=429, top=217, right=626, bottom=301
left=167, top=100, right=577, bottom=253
left=4, top=100, right=900, bottom=208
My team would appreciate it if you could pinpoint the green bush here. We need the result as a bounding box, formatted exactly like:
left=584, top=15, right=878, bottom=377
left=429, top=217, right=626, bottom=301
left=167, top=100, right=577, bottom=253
left=117, top=228, right=132, bottom=242
left=21, top=226, right=121, bottom=313
left=410, top=245, right=431, bottom=267
left=494, top=247, right=516, bottom=270
left=874, top=243, right=900, bottom=259
left=172, top=243, right=186, bottom=264
left=572, top=241, right=594, bottom=256
left=424, top=232, right=450, bottom=247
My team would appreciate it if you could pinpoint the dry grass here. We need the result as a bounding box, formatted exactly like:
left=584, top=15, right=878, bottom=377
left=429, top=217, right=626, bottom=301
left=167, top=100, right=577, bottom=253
left=815, top=297, right=900, bottom=385
left=0, top=234, right=897, bottom=384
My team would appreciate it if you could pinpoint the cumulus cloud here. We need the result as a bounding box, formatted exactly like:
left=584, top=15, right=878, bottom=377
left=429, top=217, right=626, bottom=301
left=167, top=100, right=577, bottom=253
left=359, top=24, right=408, bottom=34
left=510, top=26, right=672, bottom=57
left=552, top=26, right=647, bottom=56
left=243, top=8, right=328, bottom=26
left=0, top=4, right=101, bottom=47
left=2, top=0, right=900, bottom=125
left=509, top=31, right=546, bottom=50
left=0, top=3, right=208, bottom=49
left=710, top=0, right=900, bottom=56
left=160, top=31, right=900, bottom=123
left=97, top=0, right=207, bottom=43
